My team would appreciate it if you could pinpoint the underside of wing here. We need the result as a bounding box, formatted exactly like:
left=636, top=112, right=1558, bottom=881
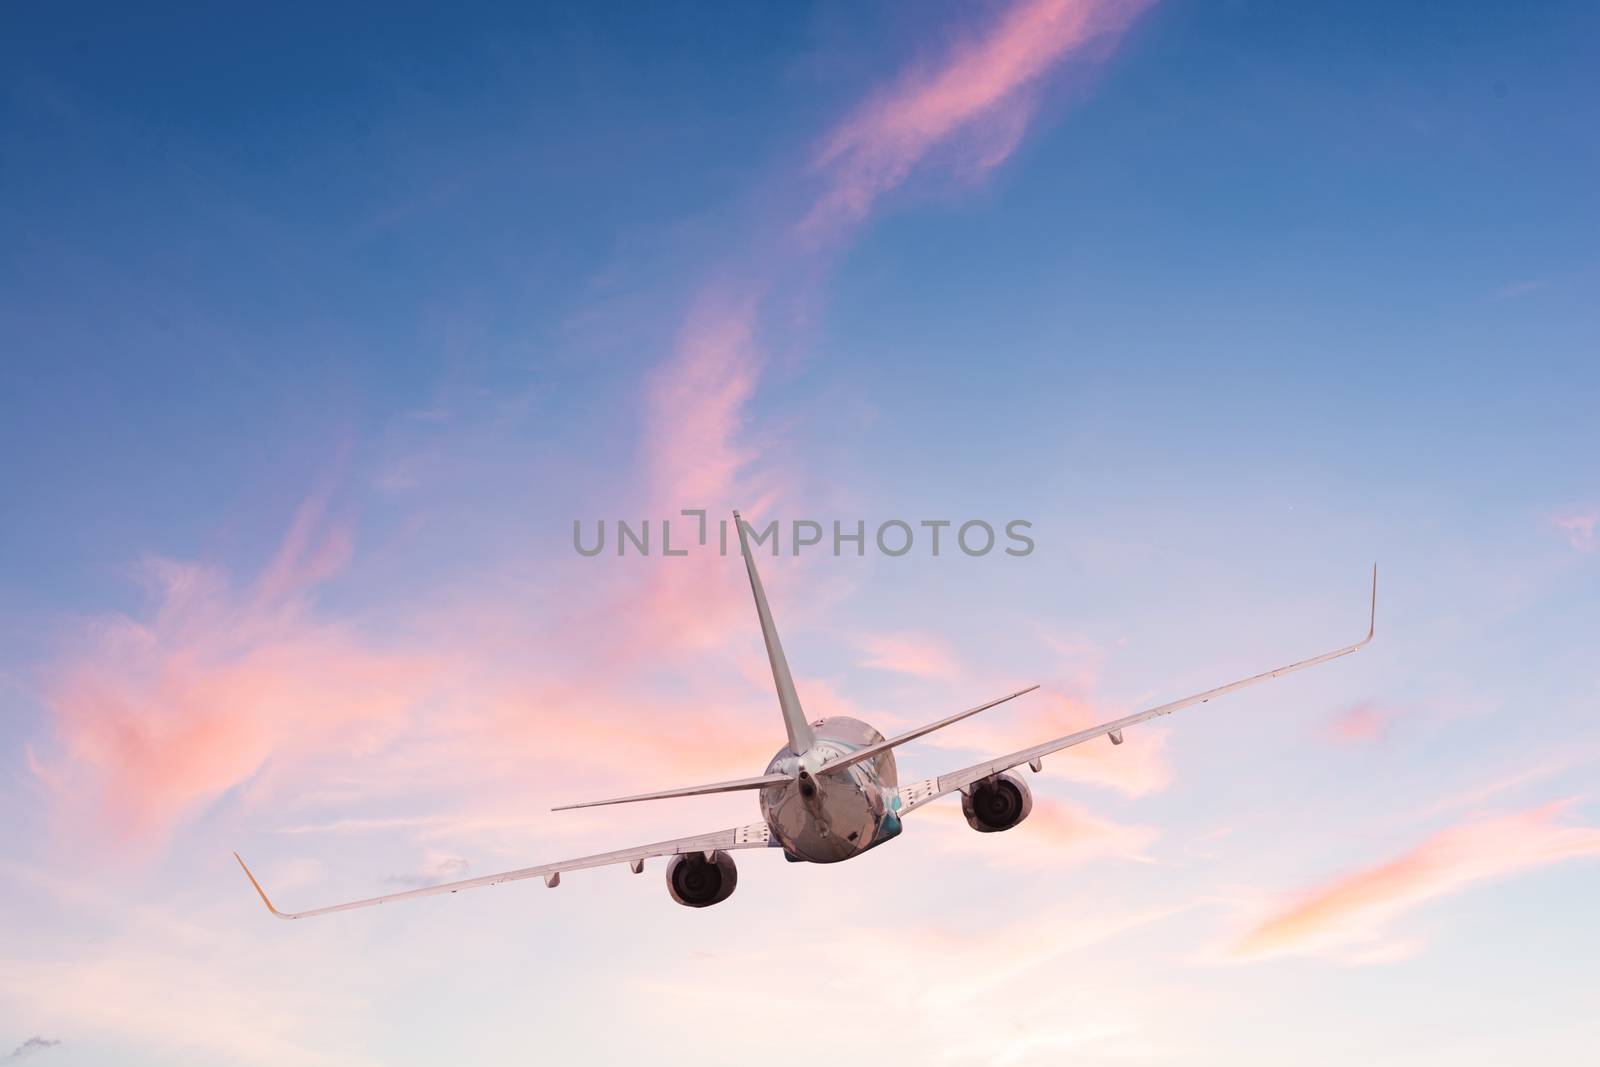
left=899, top=566, right=1377, bottom=816
left=236, top=822, right=772, bottom=920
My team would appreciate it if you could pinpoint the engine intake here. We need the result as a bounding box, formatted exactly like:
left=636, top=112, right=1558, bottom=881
left=665, top=850, right=738, bottom=908
left=962, top=772, right=1033, bottom=833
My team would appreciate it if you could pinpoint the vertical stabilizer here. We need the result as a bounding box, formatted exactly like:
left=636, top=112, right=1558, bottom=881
left=734, top=511, right=815, bottom=754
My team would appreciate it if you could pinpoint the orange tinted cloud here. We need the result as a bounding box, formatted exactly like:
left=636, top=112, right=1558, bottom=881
left=1230, top=801, right=1600, bottom=963
left=803, top=0, right=1155, bottom=237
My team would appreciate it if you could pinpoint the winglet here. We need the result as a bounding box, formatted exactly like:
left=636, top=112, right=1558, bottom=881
left=1361, top=563, right=1377, bottom=647
left=234, top=852, right=291, bottom=920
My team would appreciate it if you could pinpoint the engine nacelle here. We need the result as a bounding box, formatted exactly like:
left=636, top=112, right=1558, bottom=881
left=665, top=850, right=738, bottom=908
left=962, top=772, right=1034, bottom=833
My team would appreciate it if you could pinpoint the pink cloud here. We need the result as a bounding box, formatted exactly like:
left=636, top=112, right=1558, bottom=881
left=34, top=503, right=439, bottom=844
left=1323, top=701, right=1392, bottom=744
left=32, top=1, right=1160, bottom=853
left=620, top=0, right=1160, bottom=669
left=1422, top=751, right=1596, bottom=817
left=1036, top=630, right=1111, bottom=692
left=619, top=286, right=803, bottom=673
left=249, top=487, right=354, bottom=611
left=1552, top=509, right=1597, bottom=551
left=802, top=0, right=1156, bottom=238
left=642, top=288, right=765, bottom=512
left=922, top=794, right=1157, bottom=867
left=857, top=631, right=963, bottom=679
left=592, top=0, right=1160, bottom=740
left=37, top=504, right=875, bottom=850
left=1229, top=801, right=1600, bottom=963
left=34, top=531, right=782, bottom=849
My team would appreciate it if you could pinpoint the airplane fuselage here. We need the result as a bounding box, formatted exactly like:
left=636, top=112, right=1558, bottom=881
left=760, top=716, right=903, bottom=863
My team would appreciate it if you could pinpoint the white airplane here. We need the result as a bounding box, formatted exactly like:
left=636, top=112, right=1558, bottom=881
left=237, top=512, right=1376, bottom=917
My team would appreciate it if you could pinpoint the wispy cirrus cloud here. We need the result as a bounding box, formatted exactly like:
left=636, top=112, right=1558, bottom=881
left=602, top=0, right=1160, bottom=783
left=641, top=0, right=1157, bottom=508
left=31, top=0, right=1159, bottom=852
left=643, top=289, right=766, bottom=512
left=34, top=499, right=437, bottom=845
left=802, top=0, right=1156, bottom=239
left=1228, top=801, right=1600, bottom=964
left=1421, top=750, right=1598, bottom=818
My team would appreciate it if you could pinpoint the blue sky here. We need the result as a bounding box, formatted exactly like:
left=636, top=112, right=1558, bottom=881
left=3, top=2, right=1598, bottom=1064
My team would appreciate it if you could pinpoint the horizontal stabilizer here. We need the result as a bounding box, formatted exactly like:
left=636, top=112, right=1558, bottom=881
left=553, top=771, right=790, bottom=812
left=818, top=684, right=1039, bottom=776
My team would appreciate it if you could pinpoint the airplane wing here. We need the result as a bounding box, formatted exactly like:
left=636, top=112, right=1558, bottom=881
left=235, top=822, right=772, bottom=920
left=897, top=566, right=1377, bottom=815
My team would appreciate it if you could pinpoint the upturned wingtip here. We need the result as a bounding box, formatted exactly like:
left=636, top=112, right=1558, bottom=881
left=234, top=851, right=289, bottom=919
left=1363, top=563, right=1378, bottom=645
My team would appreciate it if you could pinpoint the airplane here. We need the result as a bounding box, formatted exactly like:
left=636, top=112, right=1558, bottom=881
left=236, top=511, right=1376, bottom=918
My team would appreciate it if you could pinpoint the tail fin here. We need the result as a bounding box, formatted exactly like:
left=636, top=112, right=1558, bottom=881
left=735, top=510, right=816, bottom=754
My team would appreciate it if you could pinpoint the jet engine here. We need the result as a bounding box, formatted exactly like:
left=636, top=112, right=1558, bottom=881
left=665, top=850, right=738, bottom=908
left=962, top=772, right=1034, bottom=833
